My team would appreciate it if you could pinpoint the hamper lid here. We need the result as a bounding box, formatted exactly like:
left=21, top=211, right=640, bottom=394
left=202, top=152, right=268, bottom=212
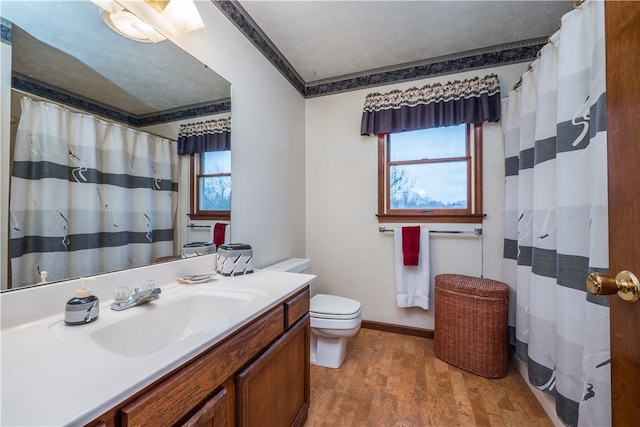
left=310, top=294, right=361, bottom=317
left=435, top=274, right=509, bottom=297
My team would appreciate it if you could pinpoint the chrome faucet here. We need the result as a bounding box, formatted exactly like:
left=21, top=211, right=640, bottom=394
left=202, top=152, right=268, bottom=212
left=111, top=287, right=161, bottom=311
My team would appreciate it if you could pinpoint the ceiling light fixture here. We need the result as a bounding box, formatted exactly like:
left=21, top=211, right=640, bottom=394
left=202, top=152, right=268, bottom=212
left=91, top=0, right=204, bottom=43
left=91, top=0, right=166, bottom=42
left=144, top=0, right=205, bottom=33
left=102, top=9, right=166, bottom=43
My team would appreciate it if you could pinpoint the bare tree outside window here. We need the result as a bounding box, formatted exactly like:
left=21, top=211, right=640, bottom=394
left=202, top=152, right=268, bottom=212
left=190, top=150, right=231, bottom=219
left=378, top=124, right=482, bottom=223
left=200, top=176, right=231, bottom=210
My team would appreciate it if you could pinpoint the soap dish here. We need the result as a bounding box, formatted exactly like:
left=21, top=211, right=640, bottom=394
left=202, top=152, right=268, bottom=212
left=178, top=272, right=217, bottom=284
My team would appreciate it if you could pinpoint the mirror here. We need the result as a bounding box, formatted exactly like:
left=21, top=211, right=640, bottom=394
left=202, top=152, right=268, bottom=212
left=2, top=1, right=231, bottom=290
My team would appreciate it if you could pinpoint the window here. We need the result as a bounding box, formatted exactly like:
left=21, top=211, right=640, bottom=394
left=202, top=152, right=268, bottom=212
left=189, top=150, right=231, bottom=220
left=377, top=123, right=483, bottom=223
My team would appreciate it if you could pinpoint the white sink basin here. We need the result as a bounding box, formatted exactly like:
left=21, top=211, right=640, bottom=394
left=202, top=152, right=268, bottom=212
left=49, top=287, right=263, bottom=358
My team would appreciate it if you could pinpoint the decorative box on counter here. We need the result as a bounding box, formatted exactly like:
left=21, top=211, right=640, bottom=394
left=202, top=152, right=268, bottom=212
left=216, top=243, right=254, bottom=276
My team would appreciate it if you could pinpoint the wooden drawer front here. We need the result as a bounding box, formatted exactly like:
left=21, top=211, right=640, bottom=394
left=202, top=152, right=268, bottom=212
left=120, top=305, right=285, bottom=427
left=180, top=387, right=228, bottom=427
left=284, top=287, right=309, bottom=329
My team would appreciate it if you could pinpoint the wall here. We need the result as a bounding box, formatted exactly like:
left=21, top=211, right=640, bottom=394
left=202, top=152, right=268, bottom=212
left=304, top=64, right=526, bottom=329
left=158, top=2, right=307, bottom=269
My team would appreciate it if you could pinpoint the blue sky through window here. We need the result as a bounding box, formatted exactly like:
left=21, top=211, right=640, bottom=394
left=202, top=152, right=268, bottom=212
left=200, top=151, right=231, bottom=210
left=203, top=151, right=230, bottom=174
left=389, top=125, right=467, bottom=209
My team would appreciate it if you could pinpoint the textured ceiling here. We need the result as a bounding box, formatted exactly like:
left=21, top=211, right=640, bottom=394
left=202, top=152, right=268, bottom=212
left=4, top=0, right=575, bottom=114
left=4, top=0, right=230, bottom=120
left=238, top=0, right=574, bottom=83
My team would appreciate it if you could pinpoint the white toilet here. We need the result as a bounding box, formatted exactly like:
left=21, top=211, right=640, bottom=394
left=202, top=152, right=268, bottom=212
left=264, top=258, right=362, bottom=369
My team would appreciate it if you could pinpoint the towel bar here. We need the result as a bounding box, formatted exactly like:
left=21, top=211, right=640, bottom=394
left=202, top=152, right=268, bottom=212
left=378, top=226, right=482, bottom=235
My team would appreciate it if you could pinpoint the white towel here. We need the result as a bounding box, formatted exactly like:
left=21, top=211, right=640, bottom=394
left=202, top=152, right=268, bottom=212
left=394, top=228, right=430, bottom=310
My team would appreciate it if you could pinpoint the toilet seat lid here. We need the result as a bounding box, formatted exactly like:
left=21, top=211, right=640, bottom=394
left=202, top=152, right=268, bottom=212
left=310, top=294, right=361, bottom=318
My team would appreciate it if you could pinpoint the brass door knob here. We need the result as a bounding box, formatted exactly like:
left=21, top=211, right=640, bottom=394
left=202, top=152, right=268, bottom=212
left=586, top=271, right=640, bottom=303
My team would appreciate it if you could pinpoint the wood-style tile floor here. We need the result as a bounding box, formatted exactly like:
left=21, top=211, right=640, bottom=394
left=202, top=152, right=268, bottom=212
left=305, top=328, right=552, bottom=427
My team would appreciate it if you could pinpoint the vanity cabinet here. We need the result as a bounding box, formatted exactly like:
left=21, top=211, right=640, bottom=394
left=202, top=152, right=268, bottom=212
left=87, top=286, right=309, bottom=427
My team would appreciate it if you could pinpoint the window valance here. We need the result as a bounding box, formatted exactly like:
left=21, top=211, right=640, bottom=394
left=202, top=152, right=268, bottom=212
left=177, top=117, right=231, bottom=155
left=360, top=74, right=501, bottom=136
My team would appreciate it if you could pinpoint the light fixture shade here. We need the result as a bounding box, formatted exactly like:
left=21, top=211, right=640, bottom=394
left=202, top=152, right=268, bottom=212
left=159, top=0, right=205, bottom=33
left=102, top=10, right=166, bottom=43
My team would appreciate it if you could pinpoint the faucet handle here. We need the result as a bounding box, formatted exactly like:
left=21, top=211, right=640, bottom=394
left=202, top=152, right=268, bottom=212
left=113, top=286, right=131, bottom=302
left=142, top=279, right=158, bottom=291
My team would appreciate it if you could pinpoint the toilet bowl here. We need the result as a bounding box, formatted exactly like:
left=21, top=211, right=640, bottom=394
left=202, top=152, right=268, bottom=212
left=310, top=293, right=362, bottom=368
left=264, top=258, right=362, bottom=369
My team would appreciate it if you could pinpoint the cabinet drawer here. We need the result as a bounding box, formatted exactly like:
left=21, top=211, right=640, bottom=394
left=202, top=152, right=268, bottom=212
left=120, top=305, right=285, bottom=427
left=179, top=387, right=228, bottom=427
left=284, top=287, right=309, bottom=329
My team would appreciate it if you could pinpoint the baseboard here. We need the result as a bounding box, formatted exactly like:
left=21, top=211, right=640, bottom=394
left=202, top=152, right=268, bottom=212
left=361, top=320, right=434, bottom=338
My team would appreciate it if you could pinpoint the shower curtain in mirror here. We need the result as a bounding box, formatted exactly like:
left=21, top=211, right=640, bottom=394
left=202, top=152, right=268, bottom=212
left=502, top=1, right=609, bottom=426
left=10, top=97, right=178, bottom=287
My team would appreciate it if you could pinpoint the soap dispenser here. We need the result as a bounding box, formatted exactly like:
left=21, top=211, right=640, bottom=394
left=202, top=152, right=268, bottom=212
left=64, top=278, right=99, bottom=325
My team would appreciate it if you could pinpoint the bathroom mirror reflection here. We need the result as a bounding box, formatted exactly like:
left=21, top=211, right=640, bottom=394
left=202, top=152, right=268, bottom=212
left=2, top=0, right=231, bottom=290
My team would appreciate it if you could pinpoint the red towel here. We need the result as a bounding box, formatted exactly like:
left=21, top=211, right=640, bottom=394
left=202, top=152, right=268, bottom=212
left=402, top=226, right=421, bottom=266
left=213, top=223, right=227, bottom=249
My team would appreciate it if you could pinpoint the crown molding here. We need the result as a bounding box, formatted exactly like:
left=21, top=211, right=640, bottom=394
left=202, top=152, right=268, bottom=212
left=306, top=38, right=546, bottom=87
left=12, top=73, right=231, bottom=127
left=213, top=0, right=306, bottom=95
left=1, top=18, right=12, bottom=45
left=305, top=39, right=544, bottom=98
left=214, top=1, right=543, bottom=98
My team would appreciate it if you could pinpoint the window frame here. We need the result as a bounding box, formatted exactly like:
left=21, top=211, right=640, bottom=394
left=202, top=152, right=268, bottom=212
left=377, top=123, right=484, bottom=223
left=188, top=152, right=231, bottom=221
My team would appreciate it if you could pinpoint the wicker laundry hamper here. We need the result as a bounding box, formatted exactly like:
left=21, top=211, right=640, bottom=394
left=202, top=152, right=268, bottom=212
left=434, top=274, right=510, bottom=378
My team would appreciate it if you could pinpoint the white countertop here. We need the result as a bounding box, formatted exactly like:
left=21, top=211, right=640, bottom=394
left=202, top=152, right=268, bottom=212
left=1, top=258, right=314, bottom=426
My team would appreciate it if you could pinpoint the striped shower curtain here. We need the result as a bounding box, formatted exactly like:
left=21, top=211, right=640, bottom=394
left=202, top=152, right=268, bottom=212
left=502, top=1, right=609, bottom=426
left=10, top=97, right=178, bottom=287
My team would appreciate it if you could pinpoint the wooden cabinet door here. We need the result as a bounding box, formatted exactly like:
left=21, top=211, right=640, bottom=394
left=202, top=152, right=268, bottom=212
left=180, top=387, right=228, bottom=427
left=236, top=316, right=310, bottom=427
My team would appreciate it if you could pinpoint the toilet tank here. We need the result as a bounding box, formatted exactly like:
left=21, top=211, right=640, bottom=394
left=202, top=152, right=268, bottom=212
left=264, top=258, right=311, bottom=274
